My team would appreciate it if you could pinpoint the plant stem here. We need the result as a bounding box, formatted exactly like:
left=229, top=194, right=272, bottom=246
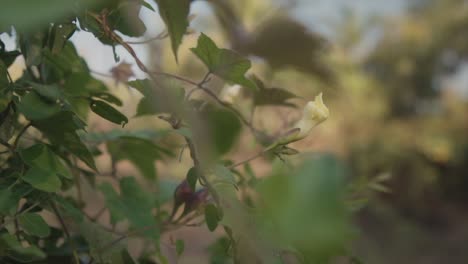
left=50, top=200, right=80, bottom=264
left=13, top=122, right=32, bottom=149
left=228, top=149, right=270, bottom=169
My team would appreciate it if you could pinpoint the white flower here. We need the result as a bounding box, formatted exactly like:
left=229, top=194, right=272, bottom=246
left=220, top=84, right=242, bottom=104
left=281, top=93, right=329, bottom=144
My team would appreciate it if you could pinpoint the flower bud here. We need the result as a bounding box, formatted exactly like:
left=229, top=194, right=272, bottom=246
left=280, top=93, right=329, bottom=144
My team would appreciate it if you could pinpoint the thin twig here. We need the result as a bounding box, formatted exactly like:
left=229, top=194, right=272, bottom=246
left=126, top=31, right=168, bottom=44
left=228, top=149, right=270, bottom=169
left=13, top=122, right=32, bottom=149
left=0, top=139, right=13, bottom=152
left=50, top=200, right=80, bottom=264
left=0, top=202, right=41, bottom=230
left=184, top=136, right=220, bottom=206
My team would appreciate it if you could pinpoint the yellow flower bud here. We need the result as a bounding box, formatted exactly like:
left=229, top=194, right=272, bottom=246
left=288, top=93, right=329, bottom=142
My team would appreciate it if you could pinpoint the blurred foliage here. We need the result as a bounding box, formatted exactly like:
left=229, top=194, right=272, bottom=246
left=0, top=0, right=357, bottom=264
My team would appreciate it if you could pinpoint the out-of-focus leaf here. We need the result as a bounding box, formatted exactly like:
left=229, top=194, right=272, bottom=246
left=90, top=100, right=128, bottom=127
left=54, top=195, right=84, bottom=222
left=29, top=83, right=63, bottom=101
left=99, top=177, right=158, bottom=239
left=109, top=0, right=147, bottom=37
left=33, top=111, right=96, bottom=170
left=91, top=92, right=123, bottom=106
left=202, top=105, right=242, bottom=157
left=191, top=33, right=256, bottom=90
left=243, top=16, right=333, bottom=83
left=129, top=78, right=185, bottom=116
left=252, top=77, right=298, bottom=107
left=213, top=164, right=236, bottom=186
left=16, top=92, right=61, bottom=120
left=0, top=183, right=33, bottom=216
left=121, top=249, right=138, bottom=264
left=155, top=0, right=191, bottom=61
left=43, top=42, right=90, bottom=82
left=186, top=167, right=198, bottom=191
left=256, top=154, right=351, bottom=262
left=78, top=220, right=125, bottom=263
left=20, top=31, right=45, bottom=66
left=20, top=143, right=71, bottom=179
left=0, top=234, right=46, bottom=262
left=107, top=136, right=164, bottom=179
left=0, top=0, right=95, bottom=31
left=50, top=23, right=77, bottom=54
left=0, top=189, right=18, bottom=215
left=175, top=239, right=185, bottom=256
left=22, top=166, right=61, bottom=192
left=205, top=203, right=221, bottom=232
left=0, top=48, right=21, bottom=68
left=83, top=129, right=167, bottom=143
left=18, top=213, right=51, bottom=238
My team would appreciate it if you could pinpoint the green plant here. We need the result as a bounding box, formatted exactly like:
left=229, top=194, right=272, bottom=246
left=0, top=1, right=356, bottom=263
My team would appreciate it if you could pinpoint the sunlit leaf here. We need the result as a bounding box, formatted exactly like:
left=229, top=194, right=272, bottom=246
left=191, top=33, right=256, bottom=90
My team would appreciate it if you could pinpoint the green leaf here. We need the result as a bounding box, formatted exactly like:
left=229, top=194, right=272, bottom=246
left=204, top=106, right=242, bottom=157
left=155, top=0, right=191, bottom=61
left=205, top=203, right=220, bottom=232
left=20, top=31, right=45, bottom=66
left=18, top=213, right=51, bottom=238
left=213, top=165, right=236, bottom=186
left=128, top=78, right=185, bottom=116
left=0, top=49, right=21, bottom=68
left=109, top=1, right=147, bottom=37
left=256, top=154, right=351, bottom=262
left=78, top=220, right=125, bottom=263
left=90, top=100, right=128, bottom=127
left=91, top=92, right=123, bottom=106
left=54, top=196, right=84, bottom=222
left=16, top=92, right=61, bottom=120
left=186, top=167, right=198, bottom=191
left=99, top=177, right=158, bottom=239
left=175, top=239, right=185, bottom=256
left=20, top=143, right=72, bottom=179
left=0, top=60, right=9, bottom=90
left=107, top=137, right=163, bottom=179
left=0, top=189, right=18, bottom=215
left=0, top=184, right=33, bottom=216
left=140, top=0, right=156, bottom=12
left=0, top=234, right=46, bottom=262
left=121, top=249, right=138, bottom=264
left=33, top=111, right=97, bottom=170
left=29, top=83, right=63, bottom=101
left=0, top=0, right=95, bottom=31
left=22, top=166, right=61, bottom=192
left=50, top=23, right=77, bottom=54
left=191, top=33, right=257, bottom=90
left=252, top=77, right=298, bottom=107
